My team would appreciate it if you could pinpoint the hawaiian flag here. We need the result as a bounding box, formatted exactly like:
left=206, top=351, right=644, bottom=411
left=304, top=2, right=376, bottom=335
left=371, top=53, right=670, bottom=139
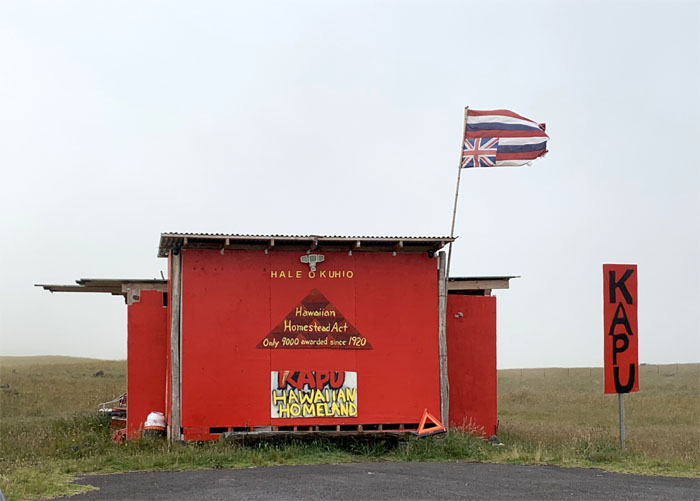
left=462, top=109, right=548, bottom=168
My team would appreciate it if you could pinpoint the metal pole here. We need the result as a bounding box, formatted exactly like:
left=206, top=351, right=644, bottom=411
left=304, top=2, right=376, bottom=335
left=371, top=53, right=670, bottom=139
left=618, top=393, right=625, bottom=450
left=446, top=107, right=469, bottom=282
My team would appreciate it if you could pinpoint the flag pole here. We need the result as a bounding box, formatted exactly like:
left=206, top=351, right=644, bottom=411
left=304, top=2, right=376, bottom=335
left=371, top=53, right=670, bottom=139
left=446, top=106, right=468, bottom=283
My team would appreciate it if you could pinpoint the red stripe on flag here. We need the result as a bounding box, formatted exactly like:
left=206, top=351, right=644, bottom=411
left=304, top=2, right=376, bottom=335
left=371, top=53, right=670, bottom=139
left=497, top=149, right=547, bottom=161
left=465, top=129, right=548, bottom=138
left=467, top=109, right=538, bottom=123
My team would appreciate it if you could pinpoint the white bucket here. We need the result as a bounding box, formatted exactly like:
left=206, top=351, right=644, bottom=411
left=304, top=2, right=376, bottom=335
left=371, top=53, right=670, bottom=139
left=144, top=411, right=166, bottom=430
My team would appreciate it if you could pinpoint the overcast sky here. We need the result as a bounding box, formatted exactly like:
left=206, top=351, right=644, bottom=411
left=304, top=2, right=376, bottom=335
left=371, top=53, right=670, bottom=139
left=1, top=0, right=698, bottom=368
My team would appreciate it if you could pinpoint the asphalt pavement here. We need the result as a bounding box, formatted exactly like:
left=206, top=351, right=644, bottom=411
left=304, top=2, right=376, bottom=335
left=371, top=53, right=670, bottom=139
left=72, top=461, right=699, bottom=500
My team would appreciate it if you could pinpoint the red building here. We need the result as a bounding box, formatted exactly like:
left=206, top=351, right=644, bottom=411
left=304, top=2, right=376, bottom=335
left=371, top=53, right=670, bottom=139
left=38, top=233, right=514, bottom=441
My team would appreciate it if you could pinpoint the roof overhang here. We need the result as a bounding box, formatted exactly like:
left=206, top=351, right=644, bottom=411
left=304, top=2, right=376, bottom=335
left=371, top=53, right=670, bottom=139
left=35, top=278, right=167, bottom=304
left=447, top=276, right=519, bottom=296
left=158, top=233, right=455, bottom=258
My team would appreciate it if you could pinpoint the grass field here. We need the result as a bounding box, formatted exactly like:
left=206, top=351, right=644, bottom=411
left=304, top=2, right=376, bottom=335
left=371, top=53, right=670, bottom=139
left=497, top=365, right=699, bottom=475
left=1, top=357, right=698, bottom=500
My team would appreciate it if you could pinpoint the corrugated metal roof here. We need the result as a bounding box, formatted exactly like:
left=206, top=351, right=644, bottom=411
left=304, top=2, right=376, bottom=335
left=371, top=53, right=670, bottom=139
left=449, top=276, right=519, bottom=281
left=158, top=232, right=455, bottom=258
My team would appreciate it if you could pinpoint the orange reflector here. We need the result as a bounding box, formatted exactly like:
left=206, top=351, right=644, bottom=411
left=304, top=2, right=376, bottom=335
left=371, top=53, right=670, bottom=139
left=416, top=408, right=446, bottom=436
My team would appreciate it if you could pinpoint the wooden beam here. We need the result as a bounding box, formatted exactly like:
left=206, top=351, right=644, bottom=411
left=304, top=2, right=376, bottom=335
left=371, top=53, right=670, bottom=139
left=169, top=250, right=182, bottom=443
left=36, top=284, right=123, bottom=294
left=447, top=279, right=510, bottom=291
left=221, top=430, right=414, bottom=444
left=437, top=251, right=449, bottom=427
left=121, top=282, right=167, bottom=293
left=120, top=282, right=168, bottom=305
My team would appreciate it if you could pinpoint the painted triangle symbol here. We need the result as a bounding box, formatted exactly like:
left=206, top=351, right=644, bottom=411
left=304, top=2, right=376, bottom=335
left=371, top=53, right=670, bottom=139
left=257, top=289, right=372, bottom=350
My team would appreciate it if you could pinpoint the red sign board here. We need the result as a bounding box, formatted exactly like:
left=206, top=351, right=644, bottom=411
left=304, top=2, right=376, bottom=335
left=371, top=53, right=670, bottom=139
left=603, top=264, right=638, bottom=394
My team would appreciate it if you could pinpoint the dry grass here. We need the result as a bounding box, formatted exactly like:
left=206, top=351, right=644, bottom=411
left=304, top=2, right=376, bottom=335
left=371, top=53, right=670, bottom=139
left=0, top=356, right=126, bottom=420
left=0, top=357, right=698, bottom=500
left=497, top=364, right=700, bottom=474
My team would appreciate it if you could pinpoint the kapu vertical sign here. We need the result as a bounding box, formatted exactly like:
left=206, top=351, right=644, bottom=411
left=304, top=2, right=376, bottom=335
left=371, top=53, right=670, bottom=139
left=603, top=264, right=639, bottom=394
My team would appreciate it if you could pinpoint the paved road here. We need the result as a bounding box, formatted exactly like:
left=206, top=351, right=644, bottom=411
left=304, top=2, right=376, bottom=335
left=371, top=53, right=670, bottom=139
left=73, top=462, right=699, bottom=500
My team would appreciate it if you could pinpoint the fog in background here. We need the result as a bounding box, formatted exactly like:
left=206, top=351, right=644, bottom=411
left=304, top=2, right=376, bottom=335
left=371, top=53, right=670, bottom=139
left=1, top=0, right=698, bottom=368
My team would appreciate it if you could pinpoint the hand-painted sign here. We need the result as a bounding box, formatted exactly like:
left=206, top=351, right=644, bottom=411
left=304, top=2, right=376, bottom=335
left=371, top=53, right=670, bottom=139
left=271, top=371, right=358, bottom=418
left=257, top=288, right=372, bottom=349
left=603, top=264, right=638, bottom=394
left=269, top=269, right=354, bottom=279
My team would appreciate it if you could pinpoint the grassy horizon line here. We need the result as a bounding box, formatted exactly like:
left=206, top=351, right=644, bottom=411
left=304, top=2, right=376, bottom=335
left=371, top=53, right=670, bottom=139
left=2, top=355, right=698, bottom=370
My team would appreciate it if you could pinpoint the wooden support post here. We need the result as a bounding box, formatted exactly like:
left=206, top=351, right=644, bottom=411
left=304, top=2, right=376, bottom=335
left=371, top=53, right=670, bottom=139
left=168, top=249, right=182, bottom=442
left=437, top=251, right=449, bottom=427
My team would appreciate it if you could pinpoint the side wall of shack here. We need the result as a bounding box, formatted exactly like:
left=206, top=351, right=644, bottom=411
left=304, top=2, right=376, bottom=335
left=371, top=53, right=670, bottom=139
left=127, top=290, right=168, bottom=439
left=175, top=248, right=441, bottom=440
left=446, top=294, right=498, bottom=436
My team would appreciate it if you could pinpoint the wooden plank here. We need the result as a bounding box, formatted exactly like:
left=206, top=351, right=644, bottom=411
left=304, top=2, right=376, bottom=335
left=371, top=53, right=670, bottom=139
left=221, top=430, right=414, bottom=443
left=121, top=282, right=168, bottom=293
left=169, top=250, right=182, bottom=442
left=35, top=285, right=123, bottom=294
left=77, top=278, right=167, bottom=286
left=437, top=251, right=449, bottom=427
left=447, top=279, right=510, bottom=291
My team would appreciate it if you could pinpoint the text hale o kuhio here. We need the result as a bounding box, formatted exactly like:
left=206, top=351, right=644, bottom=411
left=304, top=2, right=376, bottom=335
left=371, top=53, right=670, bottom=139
left=270, top=269, right=354, bottom=279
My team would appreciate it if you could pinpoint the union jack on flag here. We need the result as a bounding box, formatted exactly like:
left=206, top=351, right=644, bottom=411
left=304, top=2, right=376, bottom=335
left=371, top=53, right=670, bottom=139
left=462, top=137, right=499, bottom=168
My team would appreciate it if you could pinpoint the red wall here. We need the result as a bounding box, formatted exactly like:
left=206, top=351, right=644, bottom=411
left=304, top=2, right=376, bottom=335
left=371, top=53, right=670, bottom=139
left=178, top=248, right=441, bottom=439
left=446, top=295, right=497, bottom=436
left=127, top=290, right=168, bottom=439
